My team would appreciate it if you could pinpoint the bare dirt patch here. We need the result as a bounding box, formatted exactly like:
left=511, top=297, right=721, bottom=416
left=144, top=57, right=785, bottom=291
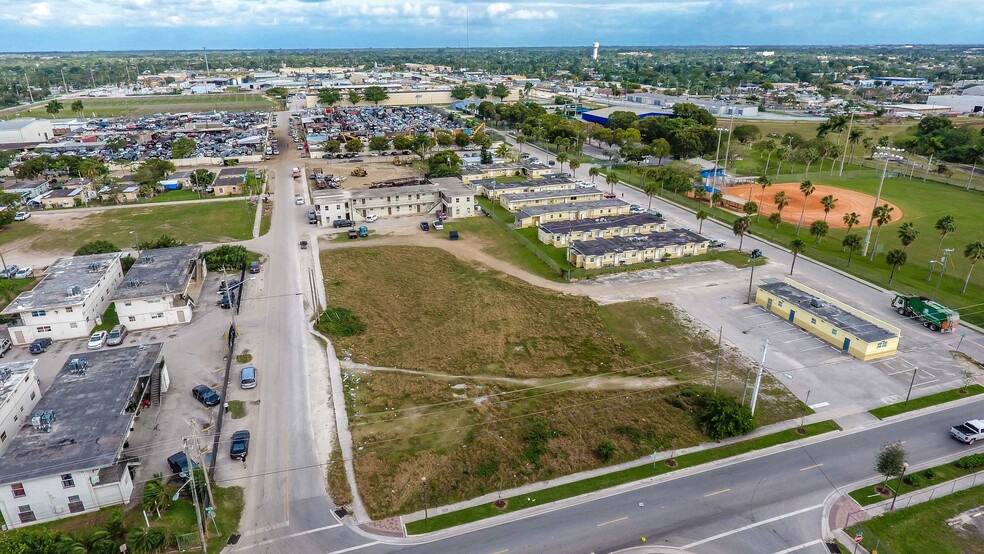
left=312, top=161, right=421, bottom=190
left=721, top=182, right=904, bottom=228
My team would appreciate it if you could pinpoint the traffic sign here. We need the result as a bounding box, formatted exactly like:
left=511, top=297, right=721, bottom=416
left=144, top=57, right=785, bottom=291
left=854, top=530, right=863, bottom=543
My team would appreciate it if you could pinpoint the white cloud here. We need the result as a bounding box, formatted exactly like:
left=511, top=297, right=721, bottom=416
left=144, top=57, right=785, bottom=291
left=507, top=8, right=557, bottom=20
left=486, top=2, right=512, bottom=18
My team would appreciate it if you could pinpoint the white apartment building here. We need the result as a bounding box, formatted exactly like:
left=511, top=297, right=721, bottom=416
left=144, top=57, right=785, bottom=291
left=0, top=361, right=41, bottom=457
left=2, top=253, right=124, bottom=345
left=313, top=178, right=476, bottom=225
left=0, top=344, right=168, bottom=528
left=111, top=246, right=205, bottom=330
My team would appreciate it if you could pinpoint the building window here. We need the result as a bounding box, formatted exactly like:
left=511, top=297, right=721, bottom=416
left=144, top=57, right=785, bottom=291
left=30, top=391, right=35, bottom=400
left=70, top=323, right=78, bottom=328
left=0, top=431, right=6, bottom=442
left=61, top=474, right=75, bottom=488
left=810, top=318, right=817, bottom=324
left=18, top=505, right=35, bottom=523
left=65, top=307, right=73, bottom=313
left=36, top=326, right=51, bottom=333
left=67, top=495, right=85, bottom=513
left=877, top=340, right=888, bottom=348
left=11, top=483, right=25, bottom=498
left=128, top=316, right=136, bottom=322
left=832, top=329, right=838, bottom=336
left=151, top=313, right=164, bottom=319
left=30, top=310, right=46, bottom=317
left=124, top=302, right=132, bottom=306
left=777, top=301, right=784, bottom=307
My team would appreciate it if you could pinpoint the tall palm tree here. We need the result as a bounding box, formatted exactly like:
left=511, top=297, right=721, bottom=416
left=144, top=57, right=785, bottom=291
left=789, top=239, right=807, bottom=275
left=842, top=212, right=860, bottom=234
left=897, top=222, right=919, bottom=252
left=71, top=99, right=85, bottom=119
left=869, top=204, right=895, bottom=260
left=643, top=181, right=660, bottom=209
left=963, top=241, right=984, bottom=293
left=568, top=159, right=581, bottom=178
left=768, top=212, right=783, bottom=240
left=773, top=190, right=789, bottom=215
left=932, top=215, right=957, bottom=275
left=732, top=216, right=751, bottom=251
left=843, top=233, right=863, bottom=267
left=515, top=135, right=526, bottom=154
left=588, top=166, right=600, bottom=184
left=886, top=249, right=907, bottom=285
left=848, top=128, right=864, bottom=164
left=819, top=194, right=838, bottom=222
left=743, top=201, right=758, bottom=217
left=762, top=139, right=777, bottom=175
left=605, top=171, right=619, bottom=194
left=810, top=220, right=829, bottom=245
left=696, top=210, right=709, bottom=233
left=46, top=99, right=64, bottom=115
left=796, top=147, right=820, bottom=178
left=795, top=180, right=815, bottom=235
left=756, top=175, right=771, bottom=220
left=556, top=152, right=568, bottom=173
left=775, top=146, right=790, bottom=178
left=711, top=191, right=723, bottom=207
left=693, top=186, right=708, bottom=203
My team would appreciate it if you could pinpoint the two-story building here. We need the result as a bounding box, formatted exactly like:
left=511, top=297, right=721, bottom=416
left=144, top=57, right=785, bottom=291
left=0, top=344, right=169, bottom=528
left=513, top=199, right=631, bottom=228
left=1, top=253, right=125, bottom=345
left=313, top=178, right=475, bottom=225
left=111, top=246, right=205, bottom=330
left=498, top=186, right=604, bottom=211
left=0, top=361, right=41, bottom=457
left=538, top=213, right=668, bottom=247
left=459, top=161, right=553, bottom=184
left=472, top=174, right=575, bottom=199
left=569, top=229, right=710, bottom=269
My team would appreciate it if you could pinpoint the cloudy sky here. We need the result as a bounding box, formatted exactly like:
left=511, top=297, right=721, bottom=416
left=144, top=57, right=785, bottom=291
left=0, top=0, right=981, bottom=52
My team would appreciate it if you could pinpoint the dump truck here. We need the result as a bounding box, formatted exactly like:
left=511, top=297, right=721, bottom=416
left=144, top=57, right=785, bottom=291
left=891, top=294, right=960, bottom=332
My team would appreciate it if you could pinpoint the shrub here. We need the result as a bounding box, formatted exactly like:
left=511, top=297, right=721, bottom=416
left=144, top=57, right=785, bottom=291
left=75, top=240, right=121, bottom=256
left=597, top=440, right=618, bottom=462
left=697, top=393, right=755, bottom=440
left=316, top=307, right=365, bottom=337
left=954, top=453, right=984, bottom=470
left=923, top=468, right=936, bottom=479
left=903, top=473, right=925, bottom=487
left=202, top=245, right=250, bottom=271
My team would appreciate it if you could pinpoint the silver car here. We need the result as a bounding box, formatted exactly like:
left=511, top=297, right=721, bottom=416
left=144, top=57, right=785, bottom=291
left=106, top=324, right=128, bottom=346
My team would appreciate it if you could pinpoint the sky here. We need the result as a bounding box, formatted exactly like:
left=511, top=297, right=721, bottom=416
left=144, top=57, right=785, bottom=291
left=0, top=0, right=982, bottom=52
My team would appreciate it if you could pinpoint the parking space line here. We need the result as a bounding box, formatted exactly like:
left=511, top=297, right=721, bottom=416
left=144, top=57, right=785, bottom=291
left=799, top=463, right=823, bottom=471
left=783, top=336, right=815, bottom=344
left=743, top=313, right=771, bottom=319
left=809, top=401, right=830, bottom=410
left=887, top=368, right=916, bottom=375
left=802, top=345, right=829, bottom=352
left=773, top=539, right=823, bottom=554
left=326, top=542, right=381, bottom=554
left=914, top=378, right=940, bottom=387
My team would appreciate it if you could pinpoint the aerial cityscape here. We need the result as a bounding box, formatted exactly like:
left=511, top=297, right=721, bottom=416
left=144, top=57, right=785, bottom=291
left=0, top=3, right=983, bottom=554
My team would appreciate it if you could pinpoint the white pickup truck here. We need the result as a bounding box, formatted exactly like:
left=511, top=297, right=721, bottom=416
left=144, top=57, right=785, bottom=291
left=949, top=420, right=984, bottom=444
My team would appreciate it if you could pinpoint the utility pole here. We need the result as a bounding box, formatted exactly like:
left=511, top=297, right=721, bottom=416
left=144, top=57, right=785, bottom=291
left=193, top=426, right=220, bottom=536
left=746, top=257, right=758, bottom=304
left=968, top=160, right=978, bottom=191
left=838, top=110, right=854, bottom=177
left=712, top=127, right=726, bottom=190
left=184, top=438, right=208, bottom=553
left=24, top=73, right=34, bottom=103
left=713, top=327, right=723, bottom=393
left=749, top=338, right=770, bottom=415
left=60, top=67, right=68, bottom=95
left=722, top=108, right=736, bottom=176
left=904, top=367, right=918, bottom=406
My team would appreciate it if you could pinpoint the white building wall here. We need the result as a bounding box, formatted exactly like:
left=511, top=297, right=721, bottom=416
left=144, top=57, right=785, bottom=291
left=0, top=467, right=132, bottom=528
left=0, top=119, right=54, bottom=144
left=0, top=369, right=40, bottom=456
left=114, top=296, right=192, bottom=331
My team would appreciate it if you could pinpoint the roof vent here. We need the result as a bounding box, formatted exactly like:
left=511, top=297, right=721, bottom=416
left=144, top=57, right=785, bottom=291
left=0, top=367, right=11, bottom=383
left=31, top=410, right=55, bottom=432
left=66, top=285, right=82, bottom=297
left=125, top=278, right=141, bottom=288
left=88, top=262, right=101, bottom=272
left=140, top=255, right=155, bottom=264
left=810, top=298, right=825, bottom=309
left=68, top=357, right=88, bottom=375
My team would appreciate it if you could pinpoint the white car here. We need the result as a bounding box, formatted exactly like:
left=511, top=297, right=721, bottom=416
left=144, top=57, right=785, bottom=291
left=13, top=212, right=30, bottom=221
left=295, top=196, right=304, bottom=205
left=365, top=214, right=378, bottom=223
left=13, top=267, right=33, bottom=279
left=87, top=331, right=107, bottom=350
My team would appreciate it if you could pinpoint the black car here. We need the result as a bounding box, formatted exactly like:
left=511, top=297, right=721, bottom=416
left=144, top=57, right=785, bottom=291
left=230, top=430, right=250, bottom=460
left=248, top=261, right=261, bottom=274
left=167, top=451, right=198, bottom=477
left=29, top=337, right=52, bottom=354
left=192, top=385, right=221, bottom=407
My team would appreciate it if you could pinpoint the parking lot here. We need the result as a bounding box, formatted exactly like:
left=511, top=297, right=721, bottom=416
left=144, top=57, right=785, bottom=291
left=299, top=105, right=461, bottom=141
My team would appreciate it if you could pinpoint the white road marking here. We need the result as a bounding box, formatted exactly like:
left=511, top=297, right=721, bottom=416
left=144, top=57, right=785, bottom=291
left=705, top=488, right=731, bottom=497
left=799, top=463, right=823, bottom=471
left=326, top=542, right=381, bottom=554
left=773, top=539, right=824, bottom=553
left=887, top=367, right=917, bottom=375
left=808, top=401, right=830, bottom=409
left=490, top=550, right=510, bottom=554
left=597, top=516, right=629, bottom=526
left=915, top=378, right=940, bottom=387
left=802, top=345, right=829, bottom=352
left=236, top=524, right=344, bottom=550
left=681, top=504, right=825, bottom=549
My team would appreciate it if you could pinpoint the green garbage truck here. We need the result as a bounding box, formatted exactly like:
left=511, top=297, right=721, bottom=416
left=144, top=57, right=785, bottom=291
left=891, top=294, right=960, bottom=332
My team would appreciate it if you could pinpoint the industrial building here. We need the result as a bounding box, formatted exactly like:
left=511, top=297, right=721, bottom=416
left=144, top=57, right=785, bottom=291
left=625, top=93, right=760, bottom=117
left=313, top=177, right=475, bottom=225
left=568, top=229, right=710, bottom=269
left=498, top=186, right=604, bottom=211
left=111, top=246, right=206, bottom=330
left=538, top=213, right=667, bottom=247
left=0, top=118, right=54, bottom=148
left=581, top=105, right=672, bottom=126
left=0, top=344, right=168, bottom=528
left=513, top=199, right=631, bottom=228
left=2, top=253, right=125, bottom=345
left=927, top=95, right=984, bottom=115
left=755, top=278, right=900, bottom=361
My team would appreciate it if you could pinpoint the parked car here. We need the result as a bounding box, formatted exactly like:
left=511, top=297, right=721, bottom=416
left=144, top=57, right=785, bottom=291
left=192, top=385, right=221, bottom=407
left=295, top=195, right=304, bottom=205
left=0, top=338, right=11, bottom=358
left=87, top=331, right=108, bottom=350
left=365, top=214, right=378, bottom=223
left=449, top=230, right=460, bottom=240
left=248, top=261, right=261, bottom=274
left=219, top=279, right=241, bottom=293
left=629, top=205, right=645, bottom=214
left=432, top=220, right=444, bottom=230
left=29, top=337, right=52, bottom=354
left=230, top=430, right=250, bottom=460
left=0, top=265, right=19, bottom=279
left=603, top=193, right=616, bottom=199
left=167, top=451, right=198, bottom=478
left=347, top=229, right=358, bottom=239
left=240, top=366, right=257, bottom=389
left=419, top=221, right=430, bottom=231
left=106, top=324, right=128, bottom=346
left=13, top=212, right=30, bottom=221
left=332, top=219, right=354, bottom=228
left=299, top=240, right=309, bottom=249
left=13, top=267, right=33, bottom=279
left=950, top=420, right=984, bottom=444
left=709, top=239, right=726, bottom=248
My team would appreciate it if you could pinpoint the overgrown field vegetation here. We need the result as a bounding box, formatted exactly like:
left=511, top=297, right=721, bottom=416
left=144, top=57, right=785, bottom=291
left=321, top=246, right=806, bottom=518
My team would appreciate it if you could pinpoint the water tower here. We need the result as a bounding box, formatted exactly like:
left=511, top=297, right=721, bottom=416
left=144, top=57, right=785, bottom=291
left=592, top=42, right=600, bottom=60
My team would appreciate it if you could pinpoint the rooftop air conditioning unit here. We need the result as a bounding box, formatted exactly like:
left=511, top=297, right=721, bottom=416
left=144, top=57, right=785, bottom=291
left=31, top=410, right=55, bottom=432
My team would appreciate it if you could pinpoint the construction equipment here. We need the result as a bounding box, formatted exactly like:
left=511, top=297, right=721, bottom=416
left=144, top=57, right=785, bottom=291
left=392, top=156, right=402, bottom=166
left=891, top=294, right=960, bottom=332
left=464, top=121, right=486, bottom=136
left=350, top=166, right=367, bottom=177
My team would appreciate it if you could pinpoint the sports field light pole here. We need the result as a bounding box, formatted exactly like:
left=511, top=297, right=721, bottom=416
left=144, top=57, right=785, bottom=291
left=862, top=147, right=905, bottom=257
left=932, top=248, right=953, bottom=302
left=712, top=127, right=727, bottom=190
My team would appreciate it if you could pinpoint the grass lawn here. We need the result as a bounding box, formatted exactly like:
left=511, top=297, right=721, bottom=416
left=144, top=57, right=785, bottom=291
left=143, top=189, right=205, bottom=203
left=0, top=220, right=44, bottom=248
left=852, top=484, right=984, bottom=554
left=407, top=420, right=840, bottom=534
left=227, top=400, right=247, bottom=419
left=849, top=452, right=984, bottom=508
left=92, top=303, right=120, bottom=333
left=2, top=94, right=275, bottom=120
left=259, top=201, right=273, bottom=236
left=869, top=384, right=984, bottom=419
left=28, top=201, right=255, bottom=252
left=322, top=245, right=807, bottom=519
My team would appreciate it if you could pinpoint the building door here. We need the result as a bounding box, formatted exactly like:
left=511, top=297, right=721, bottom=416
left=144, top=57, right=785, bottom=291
left=388, top=207, right=392, bottom=215
left=177, top=310, right=186, bottom=323
left=842, top=337, right=851, bottom=352
left=13, top=330, right=24, bottom=344
left=788, top=310, right=795, bottom=322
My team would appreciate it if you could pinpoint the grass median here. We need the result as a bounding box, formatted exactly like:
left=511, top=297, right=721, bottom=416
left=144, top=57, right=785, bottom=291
left=406, top=420, right=840, bottom=534
left=869, top=384, right=984, bottom=419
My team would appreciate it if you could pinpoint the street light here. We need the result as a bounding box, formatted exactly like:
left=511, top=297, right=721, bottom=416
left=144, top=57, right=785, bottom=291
left=60, top=66, right=68, bottom=95
left=421, top=476, right=429, bottom=524
left=746, top=254, right=759, bottom=304
left=890, top=462, right=909, bottom=511
left=861, top=146, right=905, bottom=257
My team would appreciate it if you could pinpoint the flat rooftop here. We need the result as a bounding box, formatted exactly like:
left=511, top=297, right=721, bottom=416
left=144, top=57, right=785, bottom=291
left=0, top=360, right=38, bottom=406
left=515, top=198, right=629, bottom=219
left=475, top=175, right=576, bottom=192
left=0, top=343, right=164, bottom=484
left=460, top=160, right=551, bottom=175
left=759, top=280, right=897, bottom=342
left=571, top=229, right=709, bottom=257
left=111, top=246, right=202, bottom=301
left=350, top=183, right=440, bottom=199
left=218, top=167, right=250, bottom=177
left=2, top=253, right=121, bottom=314
left=539, top=213, right=666, bottom=235
left=500, top=186, right=602, bottom=203
left=0, top=118, right=44, bottom=131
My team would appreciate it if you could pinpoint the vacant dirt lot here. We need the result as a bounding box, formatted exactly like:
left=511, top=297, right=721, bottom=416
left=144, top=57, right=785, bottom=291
left=312, top=160, right=421, bottom=190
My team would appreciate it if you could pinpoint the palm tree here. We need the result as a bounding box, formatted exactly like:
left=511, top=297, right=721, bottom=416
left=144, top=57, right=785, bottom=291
left=556, top=152, right=569, bottom=173
left=588, top=166, right=600, bottom=184
left=642, top=180, right=660, bottom=209
left=897, top=222, right=919, bottom=252
left=795, top=180, right=815, bottom=235
left=743, top=201, right=758, bottom=217
left=963, top=241, right=984, bottom=293
left=732, top=216, right=751, bottom=252
left=843, top=233, right=863, bottom=267
left=932, top=215, right=957, bottom=273
left=869, top=204, right=895, bottom=260
left=568, top=159, right=581, bottom=178
left=848, top=128, right=864, bottom=164
left=789, top=239, right=807, bottom=275
left=515, top=135, right=526, bottom=154
left=141, top=473, right=171, bottom=517
left=810, top=220, right=830, bottom=244
left=693, top=186, right=707, bottom=203
left=711, top=191, right=723, bottom=207
left=46, top=99, right=64, bottom=115
left=886, top=249, right=907, bottom=285
left=775, top=146, right=790, bottom=178
left=71, top=99, right=85, bottom=119
left=762, top=139, right=777, bottom=176
left=768, top=212, right=783, bottom=240
left=773, top=190, right=789, bottom=215
left=605, top=171, right=619, bottom=194
left=842, top=212, right=860, bottom=234
left=819, top=194, right=838, bottom=222
left=796, top=147, right=820, bottom=177
left=696, top=210, right=709, bottom=233
left=756, top=175, right=771, bottom=219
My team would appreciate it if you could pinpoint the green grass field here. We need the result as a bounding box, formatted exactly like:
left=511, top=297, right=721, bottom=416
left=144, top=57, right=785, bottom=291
left=27, top=201, right=255, bottom=253
left=1, top=93, right=275, bottom=120
left=0, top=220, right=44, bottom=249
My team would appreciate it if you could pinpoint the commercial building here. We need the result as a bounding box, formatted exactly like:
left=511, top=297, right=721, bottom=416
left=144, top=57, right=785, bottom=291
left=498, top=186, right=604, bottom=211
left=513, top=199, right=631, bottom=228
left=111, top=246, right=205, bottom=330
left=313, top=178, right=475, bottom=225
left=569, top=229, right=710, bottom=269
left=883, top=103, right=950, bottom=117
left=581, top=105, right=672, bottom=126
left=927, top=95, right=984, bottom=115
left=755, top=278, right=900, bottom=361
left=1, top=253, right=125, bottom=345
left=0, top=118, right=54, bottom=147
left=538, top=213, right=667, bottom=247
left=0, top=344, right=169, bottom=528
left=471, top=174, right=575, bottom=199
left=625, top=93, right=759, bottom=117
left=0, top=361, right=41, bottom=457
left=459, top=161, right=553, bottom=184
